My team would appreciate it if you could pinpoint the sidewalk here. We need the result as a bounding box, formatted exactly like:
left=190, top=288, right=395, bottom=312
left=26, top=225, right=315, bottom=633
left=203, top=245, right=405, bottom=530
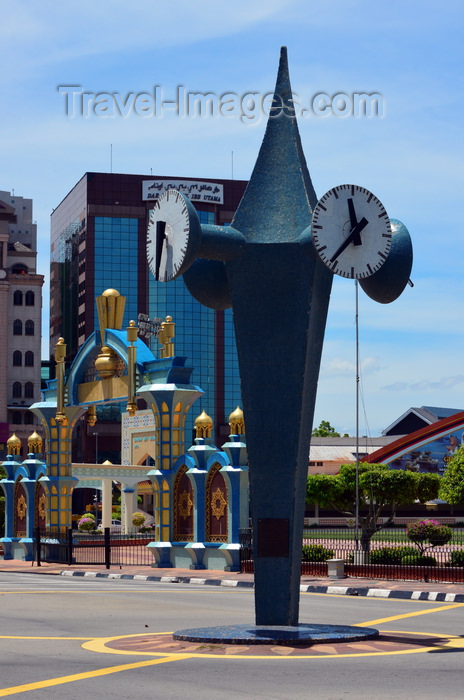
left=1, top=558, right=464, bottom=602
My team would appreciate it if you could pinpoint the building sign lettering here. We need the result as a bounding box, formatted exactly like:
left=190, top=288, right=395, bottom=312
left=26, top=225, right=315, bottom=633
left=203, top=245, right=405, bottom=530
left=142, top=179, right=224, bottom=204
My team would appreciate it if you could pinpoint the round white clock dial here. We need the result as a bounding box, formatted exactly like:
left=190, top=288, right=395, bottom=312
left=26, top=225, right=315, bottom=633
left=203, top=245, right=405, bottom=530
left=311, top=184, right=392, bottom=279
left=147, top=189, right=201, bottom=282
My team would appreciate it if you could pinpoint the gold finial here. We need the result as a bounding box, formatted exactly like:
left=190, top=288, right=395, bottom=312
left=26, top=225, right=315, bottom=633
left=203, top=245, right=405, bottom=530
left=194, top=410, right=213, bottom=439
left=126, top=319, right=138, bottom=343
left=54, top=337, right=66, bottom=363
left=55, top=337, right=67, bottom=424
left=95, top=289, right=126, bottom=343
left=158, top=315, right=175, bottom=358
left=95, top=345, right=118, bottom=379
left=126, top=320, right=138, bottom=416
left=229, top=406, right=245, bottom=435
left=7, top=433, right=21, bottom=456
left=87, top=405, right=97, bottom=426
left=27, top=430, right=43, bottom=453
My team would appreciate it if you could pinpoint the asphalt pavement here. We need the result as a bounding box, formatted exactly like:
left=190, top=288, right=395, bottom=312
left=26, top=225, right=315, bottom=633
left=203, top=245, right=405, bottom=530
left=0, top=557, right=463, bottom=602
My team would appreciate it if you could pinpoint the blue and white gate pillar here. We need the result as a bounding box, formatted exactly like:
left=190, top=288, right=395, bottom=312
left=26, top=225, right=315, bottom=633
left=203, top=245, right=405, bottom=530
left=101, top=477, right=113, bottom=530
left=120, top=479, right=140, bottom=533
left=0, top=452, right=21, bottom=559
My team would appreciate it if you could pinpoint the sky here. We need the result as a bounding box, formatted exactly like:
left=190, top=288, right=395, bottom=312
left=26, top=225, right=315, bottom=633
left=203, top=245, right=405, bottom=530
left=1, top=0, right=463, bottom=438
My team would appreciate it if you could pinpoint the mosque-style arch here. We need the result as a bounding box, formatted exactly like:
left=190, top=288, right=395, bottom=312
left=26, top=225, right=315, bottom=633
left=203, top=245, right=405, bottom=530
left=14, top=479, right=27, bottom=538
left=173, top=465, right=194, bottom=542
left=34, top=479, right=46, bottom=530
left=205, top=462, right=228, bottom=542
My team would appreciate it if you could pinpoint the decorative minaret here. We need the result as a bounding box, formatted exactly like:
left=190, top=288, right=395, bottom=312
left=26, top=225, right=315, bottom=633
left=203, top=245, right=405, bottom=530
left=141, top=334, right=204, bottom=547
left=31, top=336, right=82, bottom=532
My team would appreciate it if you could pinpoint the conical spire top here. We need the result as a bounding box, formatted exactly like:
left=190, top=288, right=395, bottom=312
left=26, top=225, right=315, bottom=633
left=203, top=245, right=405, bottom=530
left=232, top=47, right=317, bottom=243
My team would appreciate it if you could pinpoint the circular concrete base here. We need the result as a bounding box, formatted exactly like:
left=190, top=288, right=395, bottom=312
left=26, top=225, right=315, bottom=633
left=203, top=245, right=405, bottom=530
left=173, top=623, right=379, bottom=646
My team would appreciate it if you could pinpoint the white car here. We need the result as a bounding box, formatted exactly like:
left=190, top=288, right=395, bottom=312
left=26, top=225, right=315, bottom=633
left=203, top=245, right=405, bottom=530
left=97, top=520, right=122, bottom=533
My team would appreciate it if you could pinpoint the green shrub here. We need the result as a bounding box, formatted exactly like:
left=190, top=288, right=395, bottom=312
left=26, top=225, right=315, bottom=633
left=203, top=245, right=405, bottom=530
left=78, top=517, right=96, bottom=532
left=302, top=544, right=334, bottom=562
left=406, top=520, right=452, bottom=546
left=449, top=550, right=464, bottom=567
left=428, top=525, right=453, bottom=546
left=401, top=554, right=437, bottom=566
left=131, top=512, right=145, bottom=528
left=370, top=546, right=417, bottom=564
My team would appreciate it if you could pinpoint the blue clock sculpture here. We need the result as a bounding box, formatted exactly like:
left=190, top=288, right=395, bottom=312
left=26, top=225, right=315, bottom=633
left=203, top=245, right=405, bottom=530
left=147, top=47, right=412, bottom=629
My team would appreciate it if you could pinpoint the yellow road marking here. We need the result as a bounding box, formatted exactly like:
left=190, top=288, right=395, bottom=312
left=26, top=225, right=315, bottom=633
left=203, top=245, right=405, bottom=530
left=0, top=628, right=460, bottom=665
left=0, top=591, right=67, bottom=594
left=357, top=602, right=464, bottom=627
left=82, top=629, right=460, bottom=660
left=0, top=589, right=215, bottom=595
left=0, top=656, right=191, bottom=697
left=0, top=635, right=91, bottom=641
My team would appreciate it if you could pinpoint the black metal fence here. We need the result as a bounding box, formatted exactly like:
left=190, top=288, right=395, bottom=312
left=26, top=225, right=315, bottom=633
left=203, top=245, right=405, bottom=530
left=240, top=526, right=464, bottom=583
left=35, top=528, right=154, bottom=568
left=239, top=528, right=253, bottom=573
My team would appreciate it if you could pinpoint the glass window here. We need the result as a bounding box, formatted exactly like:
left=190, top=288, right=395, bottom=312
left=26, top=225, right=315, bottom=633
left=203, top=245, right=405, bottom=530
left=25, top=320, right=34, bottom=336
left=13, top=351, right=22, bottom=366
left=13, top=319, right=22, bottom=335
left=24, top=382, right=34, bottom=399
left=13, top=291, right=23, bottom=305
left=12, top=382, right=21, bottom=398
left=24, top=411, right=34, bottom=425
left=93, top=216, right=139, bottom=330
left=25, top=351, right=34, bottom=367
left=197, top=210, right=215, bottom=225
left=25, top=291, right=35, bottom=306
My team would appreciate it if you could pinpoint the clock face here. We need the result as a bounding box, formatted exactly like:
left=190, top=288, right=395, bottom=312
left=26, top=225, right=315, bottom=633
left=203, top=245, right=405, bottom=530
left=311, top=184, right=392, bottom=279
left=147, top=189, right=201, bottom=282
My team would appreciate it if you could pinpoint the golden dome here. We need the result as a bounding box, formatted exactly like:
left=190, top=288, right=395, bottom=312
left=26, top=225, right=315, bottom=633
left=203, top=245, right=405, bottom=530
left=194, top=410, right=213, bottom=439
left=102, top=289, right=120, bottom=297
left=27, top=430, right=42, bottom=453
left=7, top=433, right=21, bottom=455
left=95, top=345, right=118, bottom=378
left=229, top=406, right=245, bottom=435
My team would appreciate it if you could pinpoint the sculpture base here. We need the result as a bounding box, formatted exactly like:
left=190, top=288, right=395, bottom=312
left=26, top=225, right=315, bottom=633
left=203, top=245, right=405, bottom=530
left=173, top=623, right=379, bottom=646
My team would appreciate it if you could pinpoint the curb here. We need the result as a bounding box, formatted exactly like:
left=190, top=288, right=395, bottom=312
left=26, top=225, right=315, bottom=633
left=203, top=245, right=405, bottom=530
left=60, top=570, right=255, bottom=588
left=300, top=583, right=464, bottom=602
left=58, top=570, right=464, bottom=602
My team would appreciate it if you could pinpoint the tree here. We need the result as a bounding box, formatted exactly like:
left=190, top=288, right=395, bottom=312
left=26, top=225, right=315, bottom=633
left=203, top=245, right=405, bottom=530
left=439, top=445, right=464, bottom=504
left=306, top=462, right=441, bottom=552
left=312, top=420, right=341, bottom=437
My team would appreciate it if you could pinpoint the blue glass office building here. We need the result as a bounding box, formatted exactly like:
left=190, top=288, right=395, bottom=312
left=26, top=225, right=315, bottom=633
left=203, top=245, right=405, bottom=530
left=50, top=172, right=247, bottom=461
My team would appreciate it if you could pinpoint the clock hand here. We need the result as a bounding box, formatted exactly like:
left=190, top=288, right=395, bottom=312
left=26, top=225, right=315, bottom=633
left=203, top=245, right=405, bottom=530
left=347, top=198, right=362, bottom=246
left=329, top=216, right=368, bottom=263
left=155, top=220, right=167, bottom=280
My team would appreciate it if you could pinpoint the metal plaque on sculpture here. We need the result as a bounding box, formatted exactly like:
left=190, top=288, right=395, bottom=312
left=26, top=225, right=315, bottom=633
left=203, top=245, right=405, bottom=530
left=257, top=518, right=289, bottom=558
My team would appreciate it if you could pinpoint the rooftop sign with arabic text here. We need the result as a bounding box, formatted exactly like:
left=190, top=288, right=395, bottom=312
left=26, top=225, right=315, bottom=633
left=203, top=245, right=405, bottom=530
left=142, top=179, right=224, bottom=204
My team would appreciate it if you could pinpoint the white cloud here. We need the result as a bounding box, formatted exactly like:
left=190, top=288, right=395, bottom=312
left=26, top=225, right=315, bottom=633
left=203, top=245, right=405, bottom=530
left=409, top=376, right=464, bottom=392
left=381, top=382, right=408, bottom=392
left=2, top=0, right=464, bottom=438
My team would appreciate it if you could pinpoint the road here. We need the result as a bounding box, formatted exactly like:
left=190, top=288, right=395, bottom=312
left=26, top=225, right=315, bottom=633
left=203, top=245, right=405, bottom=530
left=0, top=573, right=462, bottom=699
